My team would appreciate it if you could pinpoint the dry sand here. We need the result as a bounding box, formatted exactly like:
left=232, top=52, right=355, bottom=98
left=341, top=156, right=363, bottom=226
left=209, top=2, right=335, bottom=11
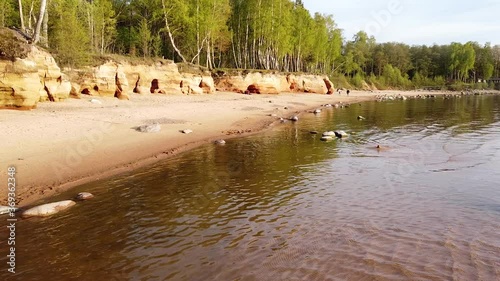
left=0, top=90, right=457, bottom=207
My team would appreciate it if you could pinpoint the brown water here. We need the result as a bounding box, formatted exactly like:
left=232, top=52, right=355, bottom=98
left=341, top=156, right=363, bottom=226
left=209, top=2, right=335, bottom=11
left=2, top=95, right=500, bottom=280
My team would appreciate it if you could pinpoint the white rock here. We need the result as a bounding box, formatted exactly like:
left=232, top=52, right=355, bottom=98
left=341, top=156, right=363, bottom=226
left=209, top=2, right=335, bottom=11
left=21, top=200, right=76, bottom=218
left=322, top=131, right=336, bottom=137
left=314, top=109, right=322, bottom=114
left=0, top=206, right=18, bottom=215
left=137, top=123, right=161, bottom=133
left=182, top=129, right=193, bottom=134
left=214, top=139, right=226, bottom=145
left=320, top=136, right=334, bottom=141
left=290, top=116, right=299, bottom=122
left=75, top=192, right=94, bottom=201
left=90, top=99, right=102, bottom=105
left=357, top=116, right=365, bottom=120
left=334, top=130, right=348, bottom=138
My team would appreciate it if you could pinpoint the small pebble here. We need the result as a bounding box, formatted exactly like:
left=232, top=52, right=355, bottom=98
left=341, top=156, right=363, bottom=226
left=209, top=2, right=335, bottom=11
left=214, top=139, right=226, bottom=145
left=75, top=192, right=94, bottom=201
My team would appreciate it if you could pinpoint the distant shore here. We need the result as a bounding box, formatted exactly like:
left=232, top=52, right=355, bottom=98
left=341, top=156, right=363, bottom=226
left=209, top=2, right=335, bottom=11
left=0, top=90, right=496, bottom=207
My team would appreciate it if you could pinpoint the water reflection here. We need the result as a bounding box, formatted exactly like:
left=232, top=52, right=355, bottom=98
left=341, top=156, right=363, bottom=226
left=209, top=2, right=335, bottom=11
left=1, top=95, right=499, bottom=280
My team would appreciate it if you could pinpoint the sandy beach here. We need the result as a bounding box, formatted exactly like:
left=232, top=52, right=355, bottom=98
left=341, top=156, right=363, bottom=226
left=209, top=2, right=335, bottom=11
left=0, top=90, right=466, bottom=207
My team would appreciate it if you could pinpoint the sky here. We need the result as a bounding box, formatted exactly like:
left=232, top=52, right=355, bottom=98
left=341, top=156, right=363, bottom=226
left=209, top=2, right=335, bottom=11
left=302, top=0, right=500, bottom=46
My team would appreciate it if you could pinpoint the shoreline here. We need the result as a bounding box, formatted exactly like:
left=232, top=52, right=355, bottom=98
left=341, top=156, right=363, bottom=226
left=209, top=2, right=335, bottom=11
left=0, top=90, right=495, bottom=207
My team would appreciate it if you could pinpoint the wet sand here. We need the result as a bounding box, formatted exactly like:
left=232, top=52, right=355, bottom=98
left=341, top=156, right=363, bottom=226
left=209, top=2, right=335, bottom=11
left=0, top=90, right=479, bottom=206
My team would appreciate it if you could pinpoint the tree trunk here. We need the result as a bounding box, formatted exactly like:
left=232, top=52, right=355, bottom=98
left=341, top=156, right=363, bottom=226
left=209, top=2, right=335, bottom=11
left=41, top=4, right=48, bottom=48
left=33, top=0, right=47, bottom=44
left=28, top=0, right=34, bottom=30
left=18, top=0, right=25, bottom=31
left=161, top=0, right=187, bottom=63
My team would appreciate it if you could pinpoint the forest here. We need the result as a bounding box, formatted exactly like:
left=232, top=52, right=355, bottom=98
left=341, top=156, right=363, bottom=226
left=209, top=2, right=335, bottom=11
left=1, top=0, right=500, bottom=90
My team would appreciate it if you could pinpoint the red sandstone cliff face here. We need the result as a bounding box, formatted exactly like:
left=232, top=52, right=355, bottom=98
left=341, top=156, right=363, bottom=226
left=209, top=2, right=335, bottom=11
left=1, top=29, right=334, bottom=110
left=214, top=71, right=334, bottom=95
left=65, top=60, right=216, bottom=99
left=0, top=29, right=71, bottom=109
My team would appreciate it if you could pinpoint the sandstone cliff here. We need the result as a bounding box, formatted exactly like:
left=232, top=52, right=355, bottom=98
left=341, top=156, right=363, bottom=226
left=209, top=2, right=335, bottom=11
left=0, top=28, right=71, bottom=109
left=1, top=28, right=335, bottom=110
left=213, top=71, right=334, bottom=95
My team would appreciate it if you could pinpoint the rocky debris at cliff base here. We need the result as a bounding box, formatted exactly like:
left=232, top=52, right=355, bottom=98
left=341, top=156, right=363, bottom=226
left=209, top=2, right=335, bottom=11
left=136, top=123, right=161, bottom=133
left=225, top=129, right=252, bottom=135
left=21, top=200, right=76, bottom=218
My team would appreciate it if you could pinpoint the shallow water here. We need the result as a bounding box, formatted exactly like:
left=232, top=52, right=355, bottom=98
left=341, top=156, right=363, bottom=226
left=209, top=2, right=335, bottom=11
left=1, top=95, right=500, bottom=280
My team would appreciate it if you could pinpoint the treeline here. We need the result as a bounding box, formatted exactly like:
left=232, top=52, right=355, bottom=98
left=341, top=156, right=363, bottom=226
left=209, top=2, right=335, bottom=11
left=1, top=0, right=500, bottom=89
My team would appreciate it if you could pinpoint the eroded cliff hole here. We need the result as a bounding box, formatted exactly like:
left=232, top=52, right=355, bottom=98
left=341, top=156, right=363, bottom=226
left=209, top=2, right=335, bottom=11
left=150, top=79, right=159, bottom=93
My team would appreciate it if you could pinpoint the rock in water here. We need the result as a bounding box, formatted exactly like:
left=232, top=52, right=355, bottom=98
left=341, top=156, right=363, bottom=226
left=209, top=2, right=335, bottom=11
left=290, top=116, right=299, bottom=122
left=75, top=192, right=94, bottom=201
left=320, top=136, right=334, bottom=141
left=0, top=206, right=18, bottom=215
left=21, top=200, right=76, bottom=218
left=214, top=139, right=226, bottom=145
left=310, top=131, right=319, bottom=135
left=314, top=109, right=322, bottom=114
left=137, top=123, right=161, bottom=133
left=357, top=116, right=365, bottom=120
left=322, top=131, right=336, bottom=137
left=334, top=131, right=348, bottom=138
left=182, top=129, right=193, bottom=134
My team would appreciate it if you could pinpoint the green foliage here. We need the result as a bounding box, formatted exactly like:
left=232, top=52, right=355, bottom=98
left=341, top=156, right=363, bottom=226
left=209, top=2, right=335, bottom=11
left=137, top=18, right=151, bottom=57
left=449, top=42, right=476, bottom=82
left=381, top=64, right=411, bottom=88
left=49, top=0, right=90, bottom=67
left=330, top=74, right=351, bottom=89
left=0, top=0, right=497, bottom=92
left=0, top=0, right=16, bottom=27
left=350, top=73, right=364, bottom=88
